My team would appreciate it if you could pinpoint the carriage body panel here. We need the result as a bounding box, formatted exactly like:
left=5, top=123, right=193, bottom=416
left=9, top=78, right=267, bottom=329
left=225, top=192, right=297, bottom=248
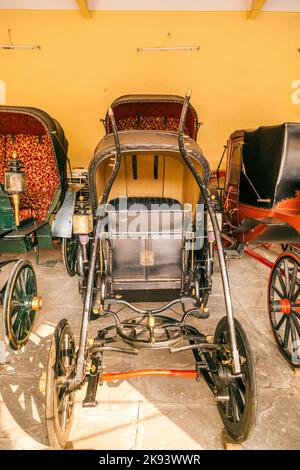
left=0, top=106, right=69, bottom=252
left=224, top=123, right=300, bottom=243
left=0, top=106, right=68, bottom=225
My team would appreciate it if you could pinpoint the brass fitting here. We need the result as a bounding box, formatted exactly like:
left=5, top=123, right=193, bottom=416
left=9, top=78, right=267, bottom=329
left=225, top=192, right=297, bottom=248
left=148, top=314, right=155, bottom=329
left=148, top=314, right=155, bottom=344
left=12, top=194, right=20, bottom=227
left=31, top=296, right=43, bottom=311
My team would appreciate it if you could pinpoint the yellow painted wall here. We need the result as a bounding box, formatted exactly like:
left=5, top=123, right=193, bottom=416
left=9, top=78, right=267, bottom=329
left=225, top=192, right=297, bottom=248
left=0, top=10, right=300, bottom=168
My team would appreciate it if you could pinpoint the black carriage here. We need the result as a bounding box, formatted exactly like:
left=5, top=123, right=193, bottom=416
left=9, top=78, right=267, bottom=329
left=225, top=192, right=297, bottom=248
left=221, top=123, right=300, bottom=368
left=45, top=92, right=257, bottom=449
left=0, top=105, right=77, bottom=353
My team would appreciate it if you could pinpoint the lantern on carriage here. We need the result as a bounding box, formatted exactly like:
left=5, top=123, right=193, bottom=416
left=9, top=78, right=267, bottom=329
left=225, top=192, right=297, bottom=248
left=4, top=151, right=27, bottom=227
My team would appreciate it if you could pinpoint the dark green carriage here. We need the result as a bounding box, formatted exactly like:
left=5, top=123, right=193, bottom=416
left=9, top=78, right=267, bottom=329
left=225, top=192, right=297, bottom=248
left=0, top=106, right=76, bottom=352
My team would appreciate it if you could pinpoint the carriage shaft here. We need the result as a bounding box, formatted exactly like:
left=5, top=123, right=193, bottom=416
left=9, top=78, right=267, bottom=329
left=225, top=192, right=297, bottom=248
left=178, top=92, right=241, bottom=374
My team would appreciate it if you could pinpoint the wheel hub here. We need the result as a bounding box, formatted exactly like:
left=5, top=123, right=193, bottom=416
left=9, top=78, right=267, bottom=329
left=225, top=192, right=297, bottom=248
left=22, top=295, right=42, bottom=311
left=271, top=299, right=291, bottom=314
left=31, top=296, right=43, bottom=311
left=271, top=298, right=300, bottom=315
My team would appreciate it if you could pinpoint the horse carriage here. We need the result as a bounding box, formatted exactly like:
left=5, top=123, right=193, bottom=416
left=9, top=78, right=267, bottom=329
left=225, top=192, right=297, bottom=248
left=45, top=92, right=257, bottom=449
left=222, top=123, right=300, bottom=368
left=0, top=105, right=77, bottom=353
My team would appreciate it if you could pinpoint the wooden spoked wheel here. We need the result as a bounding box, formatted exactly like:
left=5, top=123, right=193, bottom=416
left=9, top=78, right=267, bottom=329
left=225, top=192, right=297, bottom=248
left=46, top=319, right=76, bottom=449
left=214, top=317, right=257, bottom=442
left=3, top=260, right=41, bottom=350
left=62, top=236, right=78, bottom=277
left=268, top=252, right=300, bottom=368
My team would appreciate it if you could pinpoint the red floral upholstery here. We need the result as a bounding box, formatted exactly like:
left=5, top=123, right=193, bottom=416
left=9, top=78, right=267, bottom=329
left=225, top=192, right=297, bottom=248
left=0, top=135, right=5, bottom=182
left=19, top=207, right=33, bottom=222
left=0, top=133, right=59, bottom=221
left=117, top=116, right=189, bottom=134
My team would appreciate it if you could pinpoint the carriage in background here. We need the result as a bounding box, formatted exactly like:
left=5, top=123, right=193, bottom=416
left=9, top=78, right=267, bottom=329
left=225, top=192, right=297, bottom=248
left=222, top=123, right=300, bottom=368
left=46, top=92, right=257, bottom=449
left=0, top=106, right=77, bottom=352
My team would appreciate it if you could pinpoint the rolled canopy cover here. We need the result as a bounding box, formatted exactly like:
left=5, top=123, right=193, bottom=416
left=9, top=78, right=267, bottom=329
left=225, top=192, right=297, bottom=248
left=88, top=130, right=210, bottom=213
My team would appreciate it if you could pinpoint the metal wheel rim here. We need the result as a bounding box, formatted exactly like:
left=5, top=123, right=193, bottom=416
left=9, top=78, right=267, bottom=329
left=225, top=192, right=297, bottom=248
left=53, top=325, right=76, bottom=437
left=62, top=236, right=77, bottom=276
left=216, top=330, right=248, bottom=426
left=4, top=261, right=37, bottom=349
left=213, top=318, right=256, bottom=441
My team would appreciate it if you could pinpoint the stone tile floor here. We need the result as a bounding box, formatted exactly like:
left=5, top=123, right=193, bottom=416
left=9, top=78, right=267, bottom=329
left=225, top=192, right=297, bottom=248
left=0, top=245, right=299, bottom=450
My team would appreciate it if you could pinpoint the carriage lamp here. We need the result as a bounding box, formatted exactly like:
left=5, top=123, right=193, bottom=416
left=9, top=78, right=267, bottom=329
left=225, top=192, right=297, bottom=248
left=4, top=152, right=27, bottom=227
left=73, top=196, right=93, bottom=235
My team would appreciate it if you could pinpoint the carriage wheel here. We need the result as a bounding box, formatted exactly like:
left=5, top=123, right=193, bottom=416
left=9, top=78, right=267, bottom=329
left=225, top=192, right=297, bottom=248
left=3, top=260, right=42, bottom=350
left=46, top=319, right=76, bottom=449
left=268, top=252, right=300, bottom=368
left=62, top=236, right=77, bottom=277
left=214, top=317, right=257, bottom=442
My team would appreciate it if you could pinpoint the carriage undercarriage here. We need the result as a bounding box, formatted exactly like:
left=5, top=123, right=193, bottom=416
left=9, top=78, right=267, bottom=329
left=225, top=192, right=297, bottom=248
left=47, top=296, right=256, bottom=449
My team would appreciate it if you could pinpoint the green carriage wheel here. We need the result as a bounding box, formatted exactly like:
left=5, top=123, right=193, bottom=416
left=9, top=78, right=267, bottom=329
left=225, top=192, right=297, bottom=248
left=62, top=236, right=78, bottom=277
left=3, top=259, right=42, bottom=350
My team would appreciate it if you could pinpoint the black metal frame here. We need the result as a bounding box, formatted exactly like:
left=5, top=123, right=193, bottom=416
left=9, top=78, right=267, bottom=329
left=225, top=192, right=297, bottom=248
left=0, top=259, right=18, bottom=363
left=45, top=92, right=259, bottom=448
left=63, top=93, right=243, bottom=394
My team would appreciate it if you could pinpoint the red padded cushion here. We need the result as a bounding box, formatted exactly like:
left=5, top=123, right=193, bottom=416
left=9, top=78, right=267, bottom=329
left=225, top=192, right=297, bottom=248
left=19, top=207, right=33, bottom=222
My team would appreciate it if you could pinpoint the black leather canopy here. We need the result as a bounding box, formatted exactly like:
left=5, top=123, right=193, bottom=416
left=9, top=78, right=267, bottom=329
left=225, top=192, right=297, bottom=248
left=238, top=123, right=300, bottom=208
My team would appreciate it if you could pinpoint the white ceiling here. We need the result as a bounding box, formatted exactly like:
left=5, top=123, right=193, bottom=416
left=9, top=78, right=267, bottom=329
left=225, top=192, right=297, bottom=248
left=0, top=0, right=300, bottom=12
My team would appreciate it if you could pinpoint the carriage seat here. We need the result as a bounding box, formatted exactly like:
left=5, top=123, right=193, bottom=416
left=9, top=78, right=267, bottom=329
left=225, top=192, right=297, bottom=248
left=108, top=196, right=182, bottom=210
left=105, top=197, right=191, bottom=288
left=19, top=207, right=34, bottom=222
left=106, top=196, right=188, bottom=236
left=0, top=133, right=59, bottom=222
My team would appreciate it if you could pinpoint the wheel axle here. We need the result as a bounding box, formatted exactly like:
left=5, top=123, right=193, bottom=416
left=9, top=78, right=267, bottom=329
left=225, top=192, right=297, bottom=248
left=270, top=298, right=300, bottom=315
left=271, top=299, right=291, bottom=315
left=100, top=369, right=198, bottom=381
